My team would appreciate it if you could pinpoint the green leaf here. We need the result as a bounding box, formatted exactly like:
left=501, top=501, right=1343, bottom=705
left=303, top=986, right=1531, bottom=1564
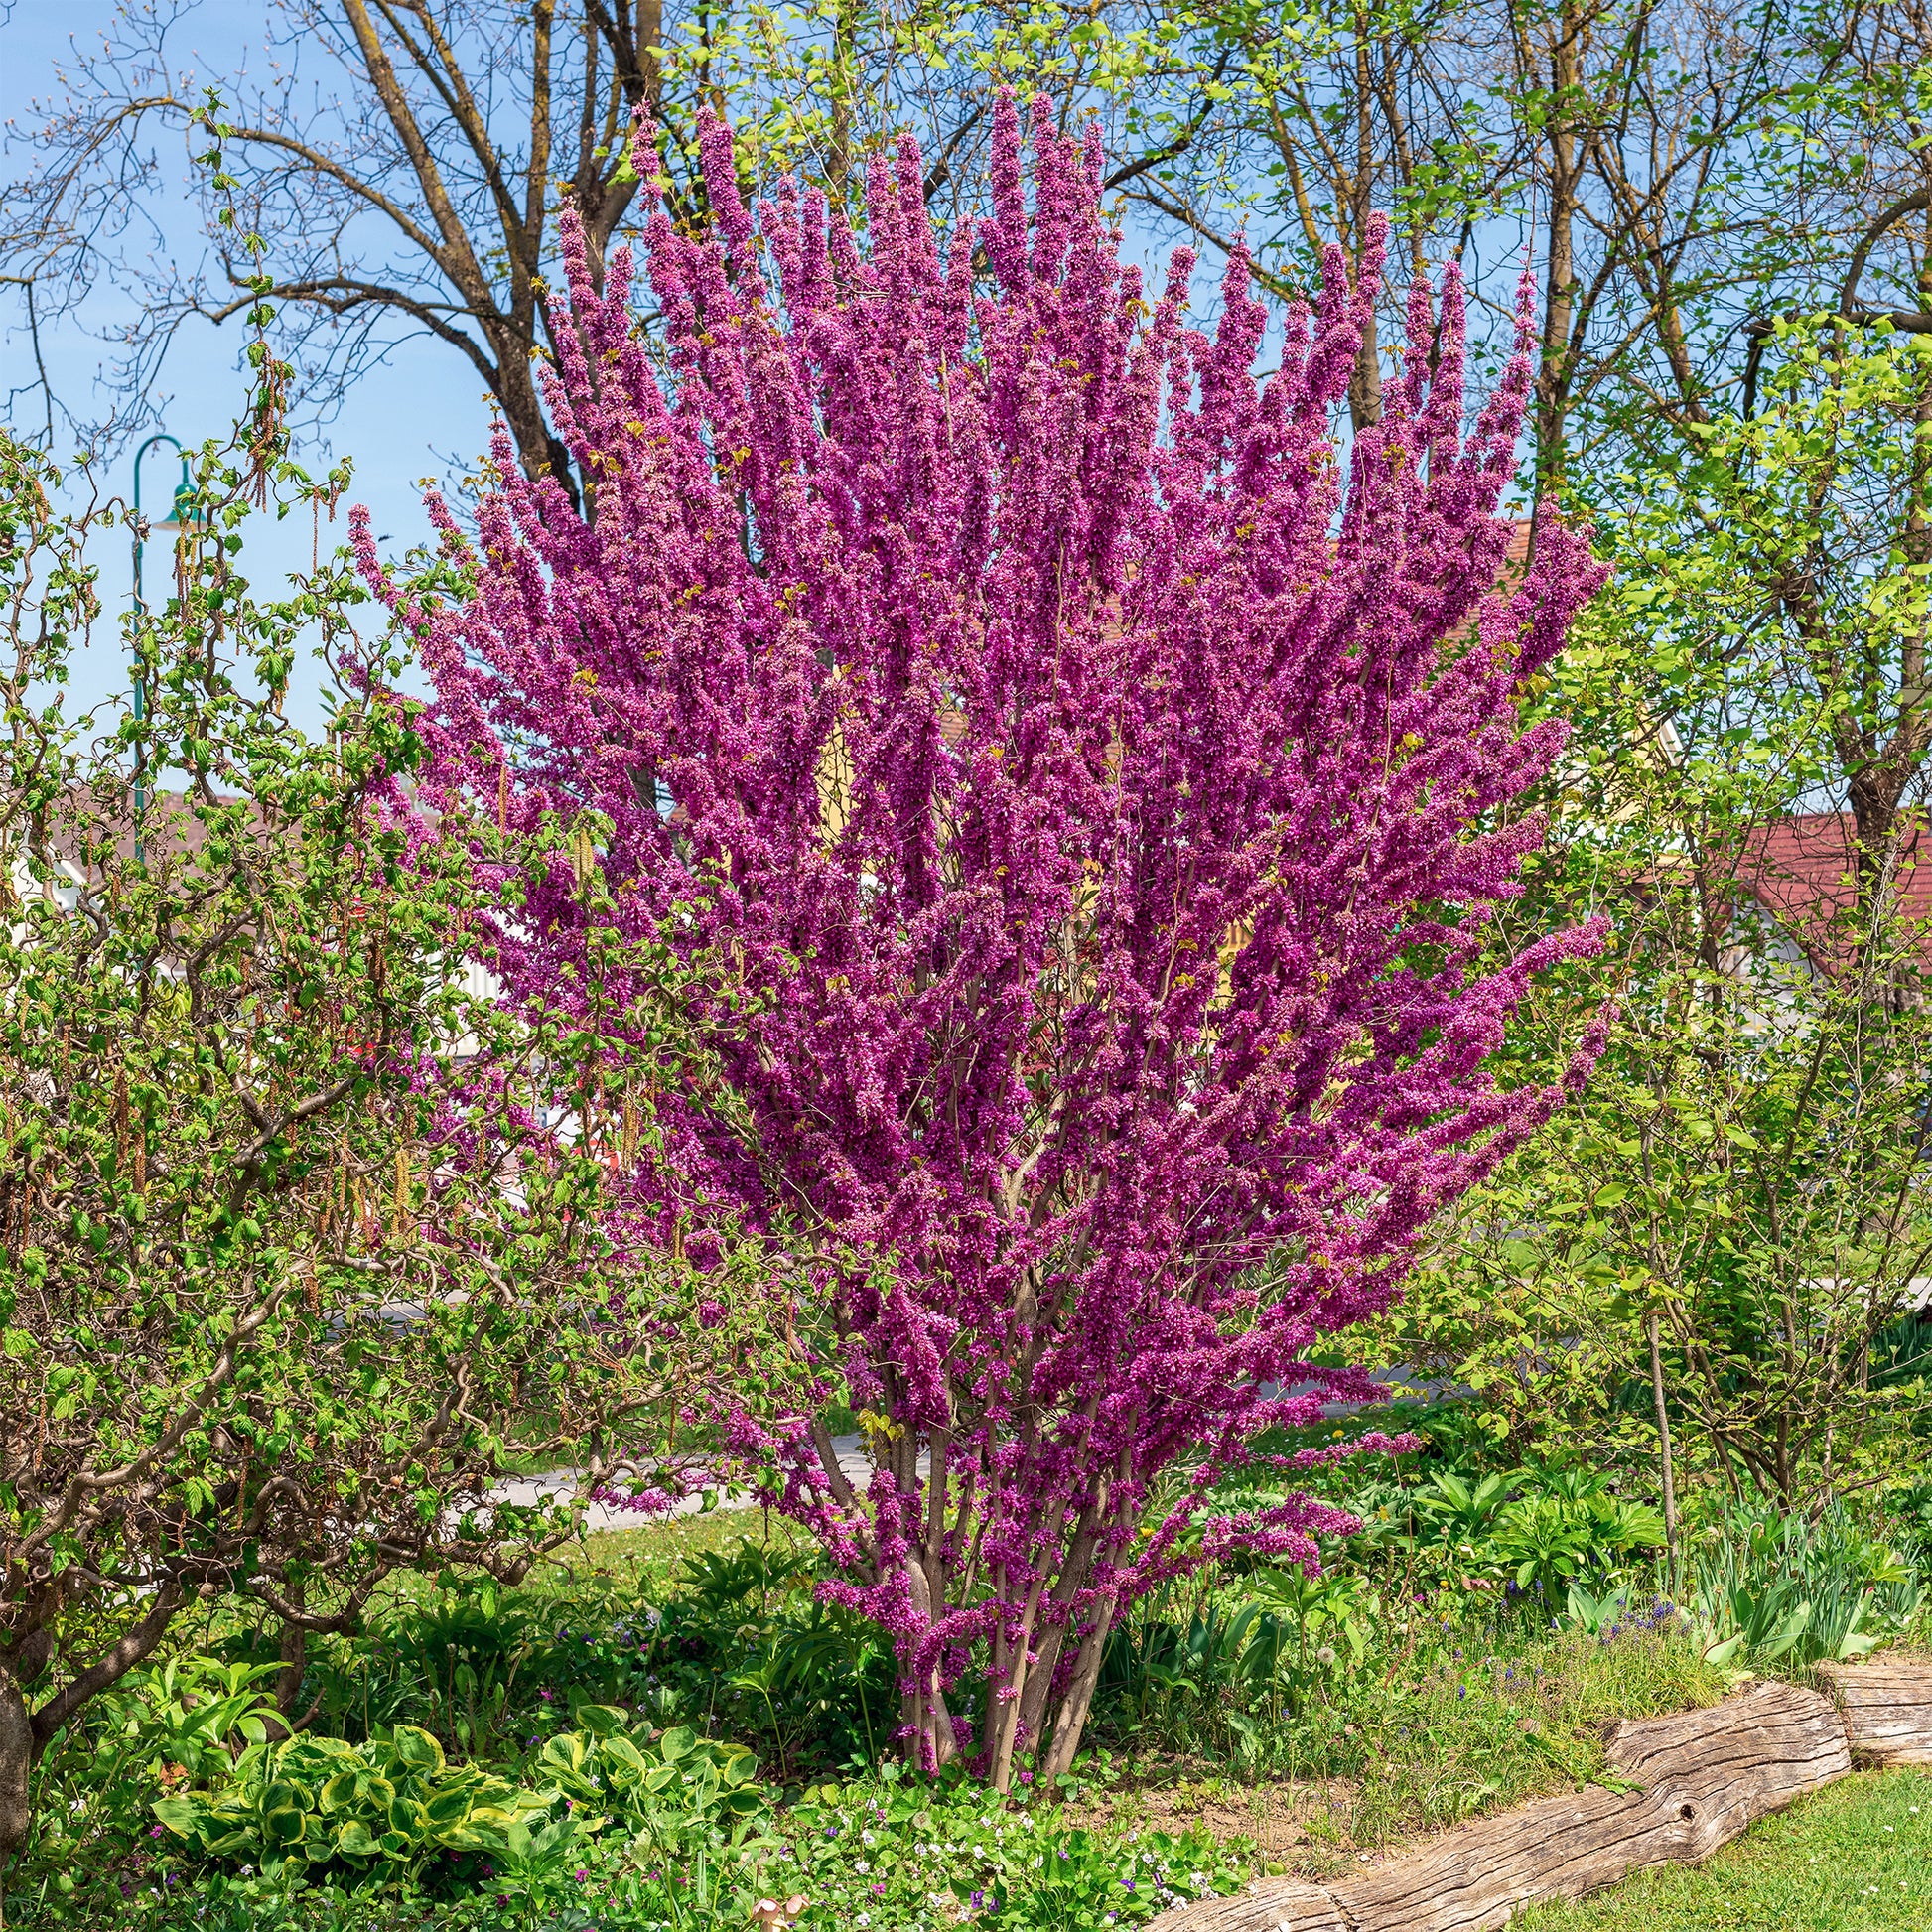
left=263, top=1806, right=307, bottom=1848
left=423, top=1787, right=472, bottom=1828
left=318, top=1771, right=359, bottom=1815
left=388, top=1725, right=445, bottom=1774
left=332, top=1820, right=380, bottom=1860
left=151, top=1798, right=201, bottom=1840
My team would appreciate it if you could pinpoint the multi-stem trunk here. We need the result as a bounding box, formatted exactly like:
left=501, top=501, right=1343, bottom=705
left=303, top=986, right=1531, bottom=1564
left=1038, top=1589, right=1119, bottom=1781
left=0, top=1664, right=30, bottom=1925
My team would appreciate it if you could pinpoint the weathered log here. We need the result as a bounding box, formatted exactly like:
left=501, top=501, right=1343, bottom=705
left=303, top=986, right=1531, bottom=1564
left=1817, top=1655, right=1932, bottom=1765
left=1146, top=1679, right=1857, bottom=1932
left=1331, top=1682, right=1849, bottom=1932
left=1153, top=1879, right=1350, bottom=1932
left=1598, top=1677, right=1852, bottom=1842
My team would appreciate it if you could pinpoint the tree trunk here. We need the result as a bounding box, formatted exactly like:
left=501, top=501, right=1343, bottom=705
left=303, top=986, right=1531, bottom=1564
left=1038, top=1591, right=1118, bottom=1782
left=0, top=1666, right=32, bottom=1926
left=899, top=1558, right=958, bottom=1772
left=1531, top=0, right=1584, bottom=514
left=987, top=1577, right=1044, bottom=1794
left=1010, top=1506, right=1108, bottom=1761
left=485, top=315, right=581, bottom=508
left=1647, top=1310, right=1679, bottom=1580
left=1345, top=17, right=1383, bottom=434
left=276, top=1576, right=308, bottom=1730
left=1348, top=305, right=1383, bottom=433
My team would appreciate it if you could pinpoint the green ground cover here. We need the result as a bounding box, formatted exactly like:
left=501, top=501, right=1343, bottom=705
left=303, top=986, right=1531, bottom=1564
left=18, top=1452, right=1916, bottom=1932
left=5, top=1443, right=1924, bottom=1931
left=1522, top=1767, right=1932, bottom=1931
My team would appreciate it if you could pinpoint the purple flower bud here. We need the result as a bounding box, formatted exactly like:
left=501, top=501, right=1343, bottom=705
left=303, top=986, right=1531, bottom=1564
left=369, top=85, right=1603, bottom=1781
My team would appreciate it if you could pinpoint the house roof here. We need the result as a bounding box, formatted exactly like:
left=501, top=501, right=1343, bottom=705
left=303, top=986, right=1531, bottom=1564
left=13, top=789, right=242, bottom=873
left=1738, top=812, right=1932, bottom=970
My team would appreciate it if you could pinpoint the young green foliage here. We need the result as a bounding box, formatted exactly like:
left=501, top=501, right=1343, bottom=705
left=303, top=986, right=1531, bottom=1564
left=0, top=426, right=742, bottom=1897
left=1386, top=316, right=1932, bottom=1502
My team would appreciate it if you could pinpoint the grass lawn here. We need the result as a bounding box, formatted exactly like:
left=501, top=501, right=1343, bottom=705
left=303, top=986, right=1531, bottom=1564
left=1521, top=1767, right=1932, bottom=1931
left=370, top=1507, right=811, bottom=1608
left=570, top=1507, right=815, bottom=1584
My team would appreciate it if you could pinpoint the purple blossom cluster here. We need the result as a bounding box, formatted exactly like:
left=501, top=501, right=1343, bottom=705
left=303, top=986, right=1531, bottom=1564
left=357, top=92, right=1606, bottom=1788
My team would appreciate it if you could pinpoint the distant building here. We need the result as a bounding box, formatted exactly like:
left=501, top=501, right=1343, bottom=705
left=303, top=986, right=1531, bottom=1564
left=1735, top=812, right=1932, bottom=981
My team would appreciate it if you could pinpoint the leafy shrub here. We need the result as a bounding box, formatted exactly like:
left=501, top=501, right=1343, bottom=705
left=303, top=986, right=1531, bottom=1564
left=117, top=1658, right=286, bottom=1783
left=151, top=1711, right=771, bottom=1906
left=151, top=1725, right=551, bottom=1881
left=532, top=1718, right=767, bottom=1854
left=1407, top=1470, right=1515, bottom=1556
left=1389, top=1465, right=1664, bottom=1599
left=1489, top=1490, right=1666, bottom=1598
left=382, top=1580, right=541, bottom=1761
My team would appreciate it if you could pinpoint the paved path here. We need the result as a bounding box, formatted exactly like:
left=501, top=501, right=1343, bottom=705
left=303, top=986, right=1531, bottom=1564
left=485, top=1386, right=1433, bottom=1537
left=484, top=1435, right=928, bottom=1535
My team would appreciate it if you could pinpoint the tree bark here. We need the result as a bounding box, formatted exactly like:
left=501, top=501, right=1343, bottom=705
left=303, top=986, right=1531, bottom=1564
left=987, top=1576, right=1043, bottom=1793
left=1647, top=1310, right=1679, bottom=1579
left=1531, top=0, right=1586, bottom=512
left=276, top=1575, right=308, bottom=1727
left=1345, top=14, right=1383, bottom=433
left=25, top=1580, right=181, bottom=1752
left=1010, top=1504, right=1107, bottom=1758
left=0, top=1665, right=31, bottom=1925
left=1039, top=1590, right=1118, bottom=1782
left=900, top=1557, right=958, bottom=1770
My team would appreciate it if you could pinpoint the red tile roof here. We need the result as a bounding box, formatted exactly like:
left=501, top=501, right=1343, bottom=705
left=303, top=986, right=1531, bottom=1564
left=1738, top=812, right=1932, bottom=969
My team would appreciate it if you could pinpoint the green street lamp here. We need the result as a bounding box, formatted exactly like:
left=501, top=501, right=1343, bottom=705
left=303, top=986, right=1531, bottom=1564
left=131, top=433, right=195, bottom=861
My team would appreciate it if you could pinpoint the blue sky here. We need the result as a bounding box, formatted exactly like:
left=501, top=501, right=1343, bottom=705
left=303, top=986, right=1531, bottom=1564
left=4, top=1, right=477, bottom=734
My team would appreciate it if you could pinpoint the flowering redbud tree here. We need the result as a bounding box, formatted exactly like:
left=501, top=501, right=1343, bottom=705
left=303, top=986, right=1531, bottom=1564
left=362, top=94, right=1607, bottom=1787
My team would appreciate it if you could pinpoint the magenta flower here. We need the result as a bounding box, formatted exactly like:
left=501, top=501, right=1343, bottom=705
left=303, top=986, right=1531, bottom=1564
left=365, top=87, right=1604, bottom=1791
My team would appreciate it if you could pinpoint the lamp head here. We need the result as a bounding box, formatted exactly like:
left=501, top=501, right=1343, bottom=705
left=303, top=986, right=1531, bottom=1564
left=155, top=459, right=197, bottom=533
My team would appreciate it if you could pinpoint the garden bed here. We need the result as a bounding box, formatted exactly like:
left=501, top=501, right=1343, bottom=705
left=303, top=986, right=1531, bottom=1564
left=5, top=1478, right=1924, bottom=1932
left=1151, top=1656, right=1932, bottom=1931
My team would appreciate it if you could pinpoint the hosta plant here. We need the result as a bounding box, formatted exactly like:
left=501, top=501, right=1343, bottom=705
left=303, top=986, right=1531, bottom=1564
left=152, top=1712, right=774, bottom=1905
left=151, top=1724, right=549, bottom=1879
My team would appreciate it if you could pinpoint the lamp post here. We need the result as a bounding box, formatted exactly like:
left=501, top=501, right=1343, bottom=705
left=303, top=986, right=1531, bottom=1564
left=131, top=433, right=194, bottom=862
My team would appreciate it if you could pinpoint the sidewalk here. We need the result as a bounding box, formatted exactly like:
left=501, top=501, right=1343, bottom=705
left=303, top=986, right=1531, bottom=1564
left=482, top=1434, right=925, bottom=1533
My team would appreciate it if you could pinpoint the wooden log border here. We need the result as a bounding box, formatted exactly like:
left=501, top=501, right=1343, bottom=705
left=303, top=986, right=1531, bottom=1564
left=1149, top=1657, right=1932, bottom=1932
